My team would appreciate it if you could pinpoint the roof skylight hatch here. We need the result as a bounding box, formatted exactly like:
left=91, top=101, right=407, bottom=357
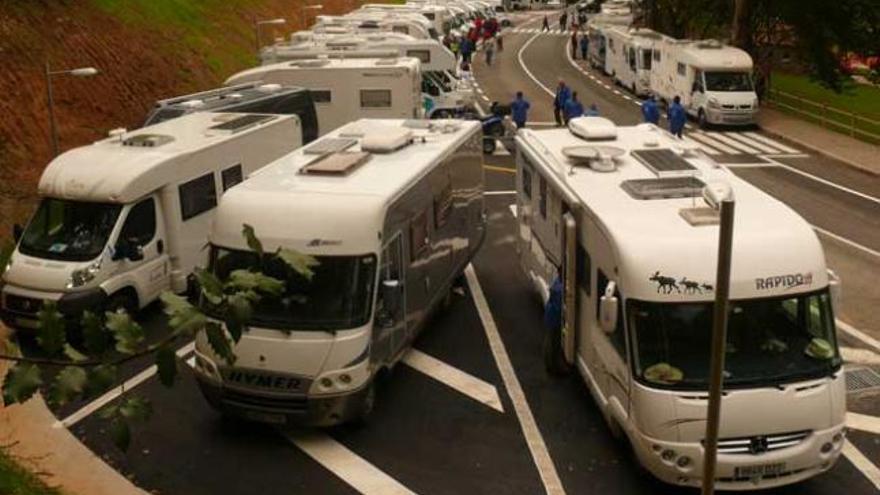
left=301, top=151, right=372, bottom=176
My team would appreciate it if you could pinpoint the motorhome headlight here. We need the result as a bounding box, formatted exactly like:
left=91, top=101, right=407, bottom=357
left=338, top=373, right=352, bottom=385
left=320, top=377, right=334, bottom=389
left=821, top=442, right=834, bottom=454
left=67, top=259, right=103, bottom=288
left=707, top=97, right=720, bottom=109
left=676, top=456, right=691, bottom=468
left=661, top=449, right=677, bottom=462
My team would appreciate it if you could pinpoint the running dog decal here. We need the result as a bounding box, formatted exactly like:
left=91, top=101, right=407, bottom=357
left=649, top=272, right=714, bottom=295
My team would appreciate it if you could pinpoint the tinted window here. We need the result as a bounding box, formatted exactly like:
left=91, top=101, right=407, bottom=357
left=19, top=199, right=121, bottom=262
left=521, top=164, right=532, bottom=199
left=179, top=173, right=217, bottom=221
left=361, top=89, right=392, bottom=108
left=119, top=198, right=156, bottom=247
left=407, top=49, right=431, bottom=63
left=312, top=90, right=332, bottom=103
left=221, top=164, right=243, bottom=192
left=576, top=244, right=591, bottom=295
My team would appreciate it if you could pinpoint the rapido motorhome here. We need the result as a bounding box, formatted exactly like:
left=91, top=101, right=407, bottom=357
left=0, top=113, right=302, bottom=329
left=515, top=117, right=845, bottom=489
left=192, top=119, right=485, bottom=425
left=650, top=39, right=759, bottom=127
left=226, top=57, right=422, bottom=137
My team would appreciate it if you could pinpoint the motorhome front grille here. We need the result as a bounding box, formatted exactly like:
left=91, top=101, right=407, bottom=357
left=631, top=149, right=698, bottom=177
left=3, top=294, right=43, bottom=315
left=221, top=388, right=308, bottom=413
left=209, top=114, right=274, bottom=132
left=303, top=138, right=358, bottom=155
left=621, top=177, right=705, bottom=200
left=712, top=430, right=812, bottom=455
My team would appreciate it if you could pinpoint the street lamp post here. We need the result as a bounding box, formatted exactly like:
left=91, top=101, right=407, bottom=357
left=701, top=182, right=736, bottom=495
left=45, top=63, right=99, bottom=158
left=301, top=4, right=323, bottom=29
left=254, top=18, right=286, bottom=54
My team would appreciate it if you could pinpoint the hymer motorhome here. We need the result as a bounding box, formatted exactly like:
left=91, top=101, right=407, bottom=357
left=192, top=119, right=485, bottom=425
left=515, top=117, right=845, bottom=489
left=1, top=113, right=302, bottom=328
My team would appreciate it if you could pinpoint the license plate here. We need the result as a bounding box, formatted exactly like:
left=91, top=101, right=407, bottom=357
left=244, top=410, right=287, bottom=425
left=735, top=462, right=786, bottom=478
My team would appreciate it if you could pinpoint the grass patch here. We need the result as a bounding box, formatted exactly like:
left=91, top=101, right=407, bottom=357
left=769, top=72, right=880, bottom=143
left=0, top=450, right=63, bottom=495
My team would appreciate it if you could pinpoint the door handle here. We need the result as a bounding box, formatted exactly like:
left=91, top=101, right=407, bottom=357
left=157, top=240, right=164, bottom=254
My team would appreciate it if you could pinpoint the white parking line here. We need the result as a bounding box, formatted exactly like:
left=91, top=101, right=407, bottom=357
left=485, top=190, right=517, bottom=196
left=836, top=318, right=880, bottom=354
left=509, top=204, right=518, bottom=218
left=517, top=32, right=555, bottom=97
left=813, top=225, right=880, bottom=259
left=720, top=132, right=782, bottom=154
left=55, top=341, right=196, bottom=429
left=465, top=264, right=565, bottom=495
left=742, top=131, right=800, bottom=154
left=847, top=412, right=880, bottom=435
left=842, top=440, right=880, bottom=491
left=841, top=346, right=880, bottom=365
left=685, top=132, right=740, bottom=154
left=403, top=349, right=504, bottom=413
left=682, top=136, right=720, bottom=155
left=286, top=431, right=416, bottom=495
left=701, top=131, right=761, bottom=154
left=766, top=159, right=880, bottom=207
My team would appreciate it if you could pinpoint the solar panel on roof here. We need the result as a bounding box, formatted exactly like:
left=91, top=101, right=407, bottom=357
left=209, top=114, right=274, bottom=133
left=303, top=138, right=358, bottom=155
left=631, top=148, right=698, bottom=177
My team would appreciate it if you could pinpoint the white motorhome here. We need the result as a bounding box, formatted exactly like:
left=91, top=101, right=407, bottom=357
left=316, top=12, right=436, bottom=39
left=604, top=27, right=665, bottom=96
left=192, top=119, right=485, bottom=425
left=586, top=23, right=609, bottom=73
left=514, top=117, right=845, bottom=490
left=650, top=39, right=758, bottom=127
left=261, top=35, right=474, bottom=118
left=359, top=3, right=451, bottom=36
left=226, top=57, right=422, bottom=136
left=0, top=113, right=302, bottom=328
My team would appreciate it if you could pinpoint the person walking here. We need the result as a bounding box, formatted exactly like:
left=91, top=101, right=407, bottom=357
left=553, top=79, right=571, bottom=126
left=484, top=36, right=496, bottom=66
left=579, top=33, right=589, bottom=60
left=559, top=12, right=567, bottom=31
left=460, top=36, right=473, bottom=63
left=585, top=103, right=600, bottom=116
left=570, top=29, right=579, bottom=59
left=510, top=91, right=531, bottom=128
left=641, top=95, right=660, bottom=124
left=542, top=15, right=550, bottom=32
left=496, top=30, right=504, bottom=51
left=563, top=91, right=584, bottom=123
left=668, top=95, right=687, bottom=138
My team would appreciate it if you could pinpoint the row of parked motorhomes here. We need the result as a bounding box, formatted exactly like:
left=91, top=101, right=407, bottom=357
left=0, top=2, right=845, bottom=491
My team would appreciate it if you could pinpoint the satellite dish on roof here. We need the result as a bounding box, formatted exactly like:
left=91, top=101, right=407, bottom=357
left=562, top=145, right=625, bottom=173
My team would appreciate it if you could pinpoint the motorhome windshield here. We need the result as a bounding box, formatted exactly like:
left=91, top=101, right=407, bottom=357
left=19, top=198, right=121, bottom=262
left=209, top=247, right=376, bottom=331
left=704, top=71, right=753, bottom=92
left=629, top=290, right=840, bottom=390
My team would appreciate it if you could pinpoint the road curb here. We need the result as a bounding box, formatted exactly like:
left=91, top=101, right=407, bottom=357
left=756, top=122, right=880, bottom=177
left=0, top=326, right=149, bottom=495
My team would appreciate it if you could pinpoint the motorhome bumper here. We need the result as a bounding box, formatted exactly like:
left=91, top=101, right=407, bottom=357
left=706, top=107, right=757, bottom=125
left=0, top=287, right=106, bottom=330
left=195, top=374, right=371, bottom=427
left=632, top=424, right=845, bottom=490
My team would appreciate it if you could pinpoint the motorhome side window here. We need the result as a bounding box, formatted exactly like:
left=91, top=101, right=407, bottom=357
left=677, top=62, right=687, bottom=77
left=576, top=244, right=591, bottom=295
left=653, top=49, right=661, bottom=62
left=410, top=210, right=429, bottom=261
left=179, top=173, right=217, bottom=221
left=221, top=164, right=243, bottom=192
left=361, top=90, right=392, bottom=108
left=693, top=70, right=704, bottom=93
left=119, top=198, right=156, bottom=248
left=539, top=176, right=547, bottom=219
left=312, top=90, right=332, bottom=104
left=597, top=269, right=626, bottom=356
left=406, top=49, right=431, bottom=64
left=521, top=164, right=532, bottom=199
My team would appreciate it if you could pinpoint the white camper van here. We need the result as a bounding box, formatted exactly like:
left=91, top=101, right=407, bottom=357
left=604, top=27, right=665, bottom=96
left=316, top=12, right=436, bottom=39
left=261, top=35, right=474, bottom=118
left=650, top=39, right=759, bottom=127
left=226, top=57, right=422, bottom=136
left=514, top=117, right=845, bottom=490
left=359, top=3, right=450, bottom=36
left=192, top=119, right=485, bottom=425
left=0, top=113, right=302, bottom=329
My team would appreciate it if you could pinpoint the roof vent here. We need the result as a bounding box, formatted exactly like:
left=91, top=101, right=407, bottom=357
left=696, top=39, right=723, bottom=49
left=621, top=177, right=706, bottom=200
left=569, top=116, right=618, bottom=140
left=301, top=151, right=371, bottom=176
left=631, top=148, right=698, bottom=177
left=122, top=133, right=174, bottom=148
left=679, top=207, right=720, bottom=226
left=304, top=137, right=358, bottom=155
left=208, top=114, right=274, bottom=133
left=361, top=127, right=412, bottom=153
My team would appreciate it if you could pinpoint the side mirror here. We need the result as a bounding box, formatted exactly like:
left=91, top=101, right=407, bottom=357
left=12, top=224, right=23, bottom=242
left=599, top=280, right=618, bottom=334
left=128, top=245, right=145, bottom=262
left=381, top=279, right=402, bottom=316
left=827, top=269, right=841, bottom=309
left=113, top=240, right=144, bottom=262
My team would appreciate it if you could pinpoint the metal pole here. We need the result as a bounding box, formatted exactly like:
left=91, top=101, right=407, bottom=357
left=45, top=62, right=59, bottom=158
left=254, top=21, right=261, bottom=54
left=701, top=199, right=735, bottom=495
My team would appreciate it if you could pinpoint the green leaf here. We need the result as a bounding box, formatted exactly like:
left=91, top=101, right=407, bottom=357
left=276, top=248, right=320, bottom=281
left=85, top=364, right=117, bottom=398
left=227, top=270, right=284, bottom=296
left=224, top=292, right=254, bottom=343
left=155, top=345, right=177, bottom=388
left=105, top=310, right=145, bottom=354
left=205, top=321, right=235, bottom=365
left=194, top=267, right=224, bottom=305
left=242, top=224, right=264, bottom=257
left=119, top=396, right=152, bottom=422
left=0, top=242, right=13, bottom=278
left=2, top=363, right=43, bottom=404
left=81, top=310, right=111, bottom=356
left=63, top=343, right=88, bottom=362
left=36, top=301, right=66, bottom=356
left=48, top=366, right=88, bottom=407
left=161, top=292, right=206, bottom=336
left=111, top=418, right=131, bottom=451
left=98, top=404, right=119, bottom=420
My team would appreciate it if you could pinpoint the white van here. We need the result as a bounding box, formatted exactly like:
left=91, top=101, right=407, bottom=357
left=650, top=38, right=759, bottom=127
left=515, top=118, right=846, bottom=490
left=261, top=35, right=474, bottom=118
left=358, top=4, right=449, bottom=36
left=192, top=119, right=485, bottom=425
left=0, top=113, right=302, bottom=328
left=316, top=12, right=437, bottom=39
left=604, top=27, right=665, bottom=96
left=226, top=57, right=423, bottom=136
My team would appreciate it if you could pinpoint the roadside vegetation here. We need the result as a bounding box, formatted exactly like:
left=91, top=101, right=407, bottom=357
left=0, top=450, right=63, bottom=495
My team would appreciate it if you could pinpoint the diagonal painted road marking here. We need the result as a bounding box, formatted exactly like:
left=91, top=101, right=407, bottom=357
left=742, top=131, right=800, bottom=154
left=403, top=349, right=504, bottom=413
left=702, top=131, right=761, bottom=154
left=847, top=412, right=880, bottom=435
left=682, top=136, right=721, bottom=155
left=721, top=132, right=781, bottom=154
left=842, top=440, right=880, bottom=491
left=686, top=132, right=740, bottom=154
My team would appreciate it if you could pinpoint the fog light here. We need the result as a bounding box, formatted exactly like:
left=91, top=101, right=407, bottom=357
left=821, top=442, right=833, bottom=454
left=652, top=444, right=662, bottom=453
left=338, top=373, right=352, bottom=385
left=832, top=433, right=843, bottom=444
left=320, top=377, right=333, bottom=389
left=661, top=449, right=677, bottom=462
left=677, top=456, right=691, bottom=468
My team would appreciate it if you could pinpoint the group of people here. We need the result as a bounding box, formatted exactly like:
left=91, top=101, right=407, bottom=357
left=542, top=9, right=586, bottom=32
left=553, top=80, right=599, bottom=125
left=443, top=16, right=503, bottom=69
left=641, top=94, right=687, bottom=137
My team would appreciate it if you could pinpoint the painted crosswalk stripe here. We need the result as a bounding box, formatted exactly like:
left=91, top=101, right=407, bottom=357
left=286, top=431, right=416, bottom=495
left=721, top=132, right=782, bottom=154
left=703, top=132, right=761, bottom=154
left=842, top=441, right=880, bottom=491
left=403, top=349, right=504, bottom=413
left=742, top=131, right=800, bottom=154
left=847, top=412, right=880, bottom=435
left=686, top=132, right=740, bottom=154
left=682, top=136, right=721, bottom=155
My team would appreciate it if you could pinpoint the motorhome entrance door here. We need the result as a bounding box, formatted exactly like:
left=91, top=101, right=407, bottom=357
left=375, top=233, right=407, bottom=361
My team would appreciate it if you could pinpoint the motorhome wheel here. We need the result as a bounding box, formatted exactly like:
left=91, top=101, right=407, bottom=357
left=483, top=137, right=497, bottom=154
left=105, top=290, right=137, bottom=316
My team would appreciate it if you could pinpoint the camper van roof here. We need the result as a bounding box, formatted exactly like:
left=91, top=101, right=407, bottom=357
left=149, top=83, right=307, bottom=114
left=211, top=119, right=480, bottom=255
left=38, top=112, right=296, bottom=204
left=227, top=56, right=420, bottom=85
left=678, top=40, right=753, bottom=70
left=516, top=122, right=827, bottom=301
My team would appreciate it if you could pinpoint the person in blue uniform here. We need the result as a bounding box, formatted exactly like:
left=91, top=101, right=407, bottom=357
left=510, top=91, right=531, bottom=129
left=668, top=95, right=687, bottom=138
left=641, top=95, right=660, bottom=124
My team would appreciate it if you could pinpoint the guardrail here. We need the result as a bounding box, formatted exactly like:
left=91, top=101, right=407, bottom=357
left=766, top=88, right=880, bottom=144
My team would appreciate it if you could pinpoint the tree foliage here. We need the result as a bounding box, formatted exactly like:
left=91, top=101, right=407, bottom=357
left=0, top=227, right=316, bottom=451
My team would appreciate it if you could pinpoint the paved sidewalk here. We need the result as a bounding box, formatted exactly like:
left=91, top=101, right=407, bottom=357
left=0, top=327, right=148, bottom=495
left=758, top=107, right=880, bottom=176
